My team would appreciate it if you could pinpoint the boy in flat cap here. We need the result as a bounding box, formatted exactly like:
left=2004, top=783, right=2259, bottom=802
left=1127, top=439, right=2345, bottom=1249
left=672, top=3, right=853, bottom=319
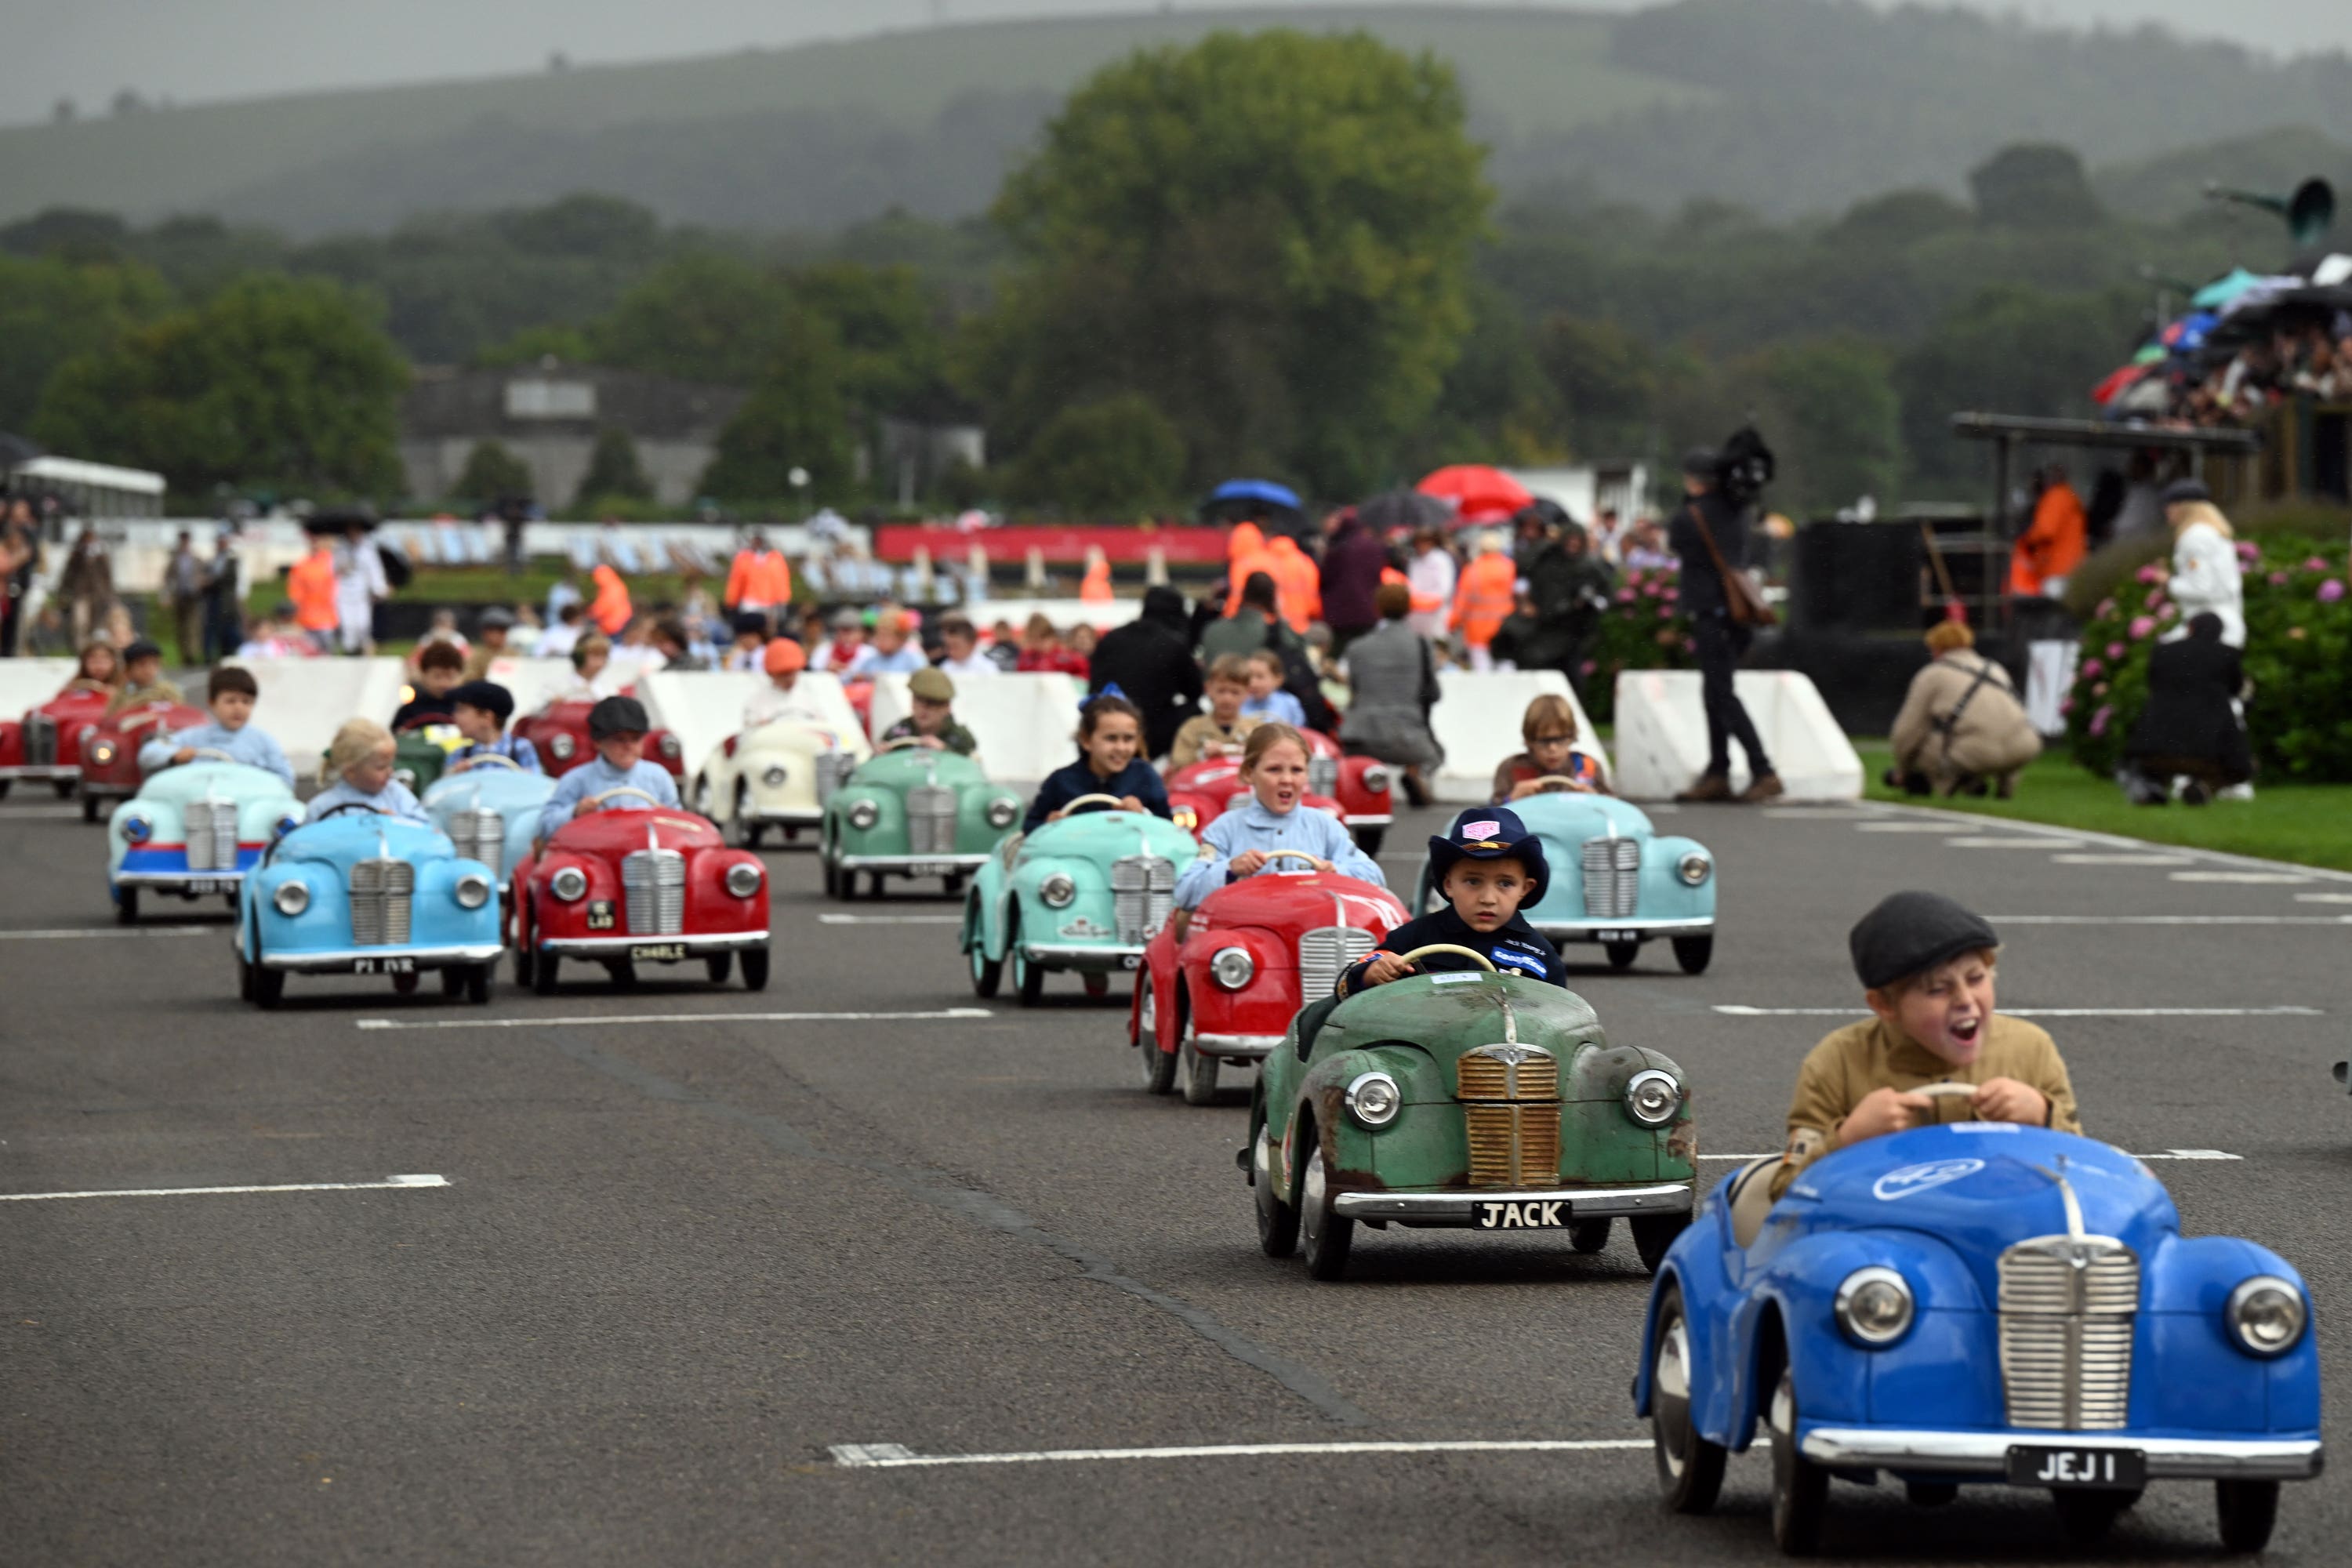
left=878, top=668, right=977, bottom=756
left=1766, top=891, right=2080, bottom=1202
left=535, top=695, right=679, bottom=844
left=445, top=680, right=541, bottom=773
left=1338, top=806, right=1565, bottom=996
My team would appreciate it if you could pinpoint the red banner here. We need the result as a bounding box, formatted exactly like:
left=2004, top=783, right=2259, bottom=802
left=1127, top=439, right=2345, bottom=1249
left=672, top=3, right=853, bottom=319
left=874, top=523, right=1235, bottom=566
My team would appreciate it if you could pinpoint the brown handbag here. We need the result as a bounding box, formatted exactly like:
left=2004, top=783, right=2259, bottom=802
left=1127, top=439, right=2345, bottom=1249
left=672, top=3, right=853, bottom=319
left=1685, top=502, right=1778, bottom=628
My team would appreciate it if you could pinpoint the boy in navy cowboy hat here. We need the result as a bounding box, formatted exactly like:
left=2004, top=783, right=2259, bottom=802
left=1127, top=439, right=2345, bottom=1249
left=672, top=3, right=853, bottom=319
left=1338, top=806, right=1565, bottom=996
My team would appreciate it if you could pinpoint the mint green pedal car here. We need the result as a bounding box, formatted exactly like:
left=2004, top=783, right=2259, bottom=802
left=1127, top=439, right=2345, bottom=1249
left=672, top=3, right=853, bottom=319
left=822, top=739, right=1022, bottom=900
left=962, top=799, right=1200, bottom=1005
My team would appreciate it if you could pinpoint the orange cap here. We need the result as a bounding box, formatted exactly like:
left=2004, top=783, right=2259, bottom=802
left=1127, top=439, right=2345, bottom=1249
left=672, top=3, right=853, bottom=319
left=763, top=638, right=807, bottom=675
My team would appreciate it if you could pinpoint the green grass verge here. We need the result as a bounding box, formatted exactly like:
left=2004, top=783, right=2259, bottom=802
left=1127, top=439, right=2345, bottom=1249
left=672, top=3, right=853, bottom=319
left=1853, top=742, right=2352, bottom=873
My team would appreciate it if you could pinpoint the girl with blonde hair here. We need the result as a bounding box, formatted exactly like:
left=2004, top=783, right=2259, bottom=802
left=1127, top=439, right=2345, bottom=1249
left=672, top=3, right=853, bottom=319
left=307, top=717, right=430, bottom=822
left=2160, top=482, right=2244, bottom=648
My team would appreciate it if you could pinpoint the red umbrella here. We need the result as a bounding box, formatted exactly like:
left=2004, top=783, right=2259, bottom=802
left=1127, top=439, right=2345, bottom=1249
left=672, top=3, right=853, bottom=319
left=2089, top=362, right=2148, bottom=406
left=1416, top=465, right=1532, bottom=524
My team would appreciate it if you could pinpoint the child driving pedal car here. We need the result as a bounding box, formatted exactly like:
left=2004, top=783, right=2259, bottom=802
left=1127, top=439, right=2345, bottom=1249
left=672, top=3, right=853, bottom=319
left=1490, top=693, right=1607, bottom=801
left=1338, top=806, right=1564, bottom=996
left=1173, top=723, right=1383, bottom=910
left=307, top=717, right=430, bottom=822
left=535, top=695, right=681, bottom=843
left=137, top=664, right=295, bottom=787
left=1024, top=692, right=1172, bottom=832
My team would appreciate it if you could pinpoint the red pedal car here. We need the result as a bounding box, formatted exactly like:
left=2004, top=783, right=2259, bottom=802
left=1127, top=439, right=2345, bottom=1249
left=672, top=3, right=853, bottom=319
left=1131, top=853, right=1406, bottom=1104
left=1163, top=757, right=1345, bottom=841
left=75, top=699, right=209, bottom=821
left=0, top=686, right=112, bottom=804
left=514, top=697, right=686, bottom=780
left=1301, top=728, right=1395, bottom=855
left=509, top=790, right=771, bottom=993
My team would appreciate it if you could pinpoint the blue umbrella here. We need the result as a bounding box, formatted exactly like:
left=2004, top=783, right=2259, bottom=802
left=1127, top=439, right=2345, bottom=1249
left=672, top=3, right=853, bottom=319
left=1207, top=478, right=1301, bottom=512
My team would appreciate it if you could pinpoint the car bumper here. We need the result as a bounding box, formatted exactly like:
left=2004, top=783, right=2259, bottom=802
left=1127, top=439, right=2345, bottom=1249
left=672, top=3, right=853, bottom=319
left=0, top=764, right=79, bottom=781
left=1535, top=917, right=1714, bottom=942
left=749, top=808, right=824, bottom=826
left=1344, top=811, right=1393, bottom=828
left=82, top=779, right=135, bottom=797
left=260, top=942, right=505, bottom=974
left=1799, top=1427, right=2324, bottom=1482
left=1192, top=1031, right=1285, bottom=1061
left=834, top=852, right=990, bottom=873
left=1333, top=1181, right=1693, bottom=1225
left=539, top=931, right=769, bottom=958
left=114, top=869, right=249, bottom=889
left=1020, top=942, right=1145, bottom=972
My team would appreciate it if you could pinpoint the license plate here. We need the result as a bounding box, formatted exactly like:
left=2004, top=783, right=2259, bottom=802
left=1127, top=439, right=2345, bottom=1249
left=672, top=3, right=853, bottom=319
left=1592, top=929, right=1634, bottom=944
left=586, top=900, right=616, bottom=931
left=185, top=878, right=230, bottom=895
left=352, top=955, right=416, bottom=975
left=2006, top=1446, right=2147, bottom=1490
left=629, top=942, right=687, bottom=961
left=905, top=861, right=955, bottom=877
left=1474, top=1199, right=1570, bottom=1229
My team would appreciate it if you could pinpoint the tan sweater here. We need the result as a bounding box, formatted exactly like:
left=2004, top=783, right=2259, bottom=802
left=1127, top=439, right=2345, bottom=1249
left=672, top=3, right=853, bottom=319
left=1889, top=650, right=2041, bottom=782
left=1169, top=713, right=1258, bottom=768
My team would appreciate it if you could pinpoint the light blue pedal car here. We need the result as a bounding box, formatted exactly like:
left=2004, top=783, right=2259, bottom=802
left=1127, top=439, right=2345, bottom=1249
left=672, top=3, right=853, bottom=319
left=235, top=808, right=504, bottom=1008
left=962, top=800, right=1199, bottom=1006
left=107, top=757, right=301, bottom=924
left=422, top=758, right=557, bottom=884
left=1415, top=790, right=1715, bottom=974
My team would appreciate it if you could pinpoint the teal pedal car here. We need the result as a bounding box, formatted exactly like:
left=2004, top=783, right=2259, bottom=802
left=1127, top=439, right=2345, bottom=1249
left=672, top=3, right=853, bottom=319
left=962, top=798, right=1200, bottom=1005
left=107, top=755, right=302, bottom=924
left=1247, top=946, right=1697, bottom=1279
left=1417, top=789, right=1715, bottom=974
left=822, top=738, right=1022, bottom=900
left=236, top=806, right=504, bottom=1008
left=421, top=756, right=557, bottom=884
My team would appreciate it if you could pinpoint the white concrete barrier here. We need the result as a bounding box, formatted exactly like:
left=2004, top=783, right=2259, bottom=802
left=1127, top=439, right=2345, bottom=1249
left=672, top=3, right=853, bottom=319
left=223, top=657, right=408, bottom=768
left=1611, top=668, right=1862, bottom=802
left=956, top=598, right=1142, bottom=634
left=639, top=670, right=866, bottom=783
left=869, top=670, right=1085, bottom=782
left=0, top=659, right=77, bottom=717
left=475, top=657, right=581, bottom=717
left=1428, top=670, right=1610, bottom=804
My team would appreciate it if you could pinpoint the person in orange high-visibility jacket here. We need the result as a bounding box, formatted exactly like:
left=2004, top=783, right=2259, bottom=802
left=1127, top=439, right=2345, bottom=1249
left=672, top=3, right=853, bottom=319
left=589, top=563, right=633, bottom=636
left=1079, top=549, right=1113, bottom=604
left=1221, top=521, right=1271, bottom=616
left=287, top=539, right=339, bottom=650
left=724, top=534, right=793, bottom=619
left=1265, top=534, right=1322, bottom=632
left=2009, top=466, right=2087, bottom=597
left=1451, top=533, right=1516, bottom=669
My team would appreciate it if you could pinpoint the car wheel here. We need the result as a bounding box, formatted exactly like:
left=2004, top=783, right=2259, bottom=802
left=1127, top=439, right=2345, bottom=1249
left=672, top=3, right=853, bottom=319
left=249, top=938, right=284, bottom=1009
left=440, top=967, right=466, bottom=997
left=1606, top=940, right=1640, bottom=971
left=1298, top=1142, right=1355, bottom=1280
left=968, top=900, right=1003, bottom=1000
left=2216, top=1479, right=2278, bottom=1553
left=734, top=788, right=761, bottom=850
left=1180, top=1023, right=1220, bottom=1106
left=608, top=960, right=637, bottom=990
left=82, top=792, right=100, bottom=822
left=1650, top=1280, right=1727, bottom=1514
left=237, top=942, right=256, bottom=1002
left=868, top=872, right=888, bottom=899
left=942, top=872, right=964, bottom=897
left=0, top=780, right=11, bottom=799
left=822, top=851, right=841, bottom=899
left=2052, top=1489, right=2136, bottom=1543
left=52, top=778, right=75, bottom=799
left=513, top=906, right=536, bottom=987
left=534, top=951, right=561, bottom=996
left=1083, top=971, right=1110, bottom=1001
left=1570, top=1217, right=1611, bottom=1254
left=1673, top=935, right=1714, bottom=975
left=1352, top=825, right=1385, bottom=858
left=1632, top=1213, right=1690, bottom=1276
left=1014, top=945, right=1045, bottom=1007
left=706, top=951, right=735, bottom=985
left=1768, top=1366, right=1830, bottom=1555
left=393, top=971, right=420, bottom=996
left=1252, top=1120, right=1298, bottom=1258
left=465, top=963, right=492, bottom=1006
left=114, top=885, right=138, bottom=924
left=1137, top=982, right=1177, bottom=1094
left=739, top=946, right=771, bottom=992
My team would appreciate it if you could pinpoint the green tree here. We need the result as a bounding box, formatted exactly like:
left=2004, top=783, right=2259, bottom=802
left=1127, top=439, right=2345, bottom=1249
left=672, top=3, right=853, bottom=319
left=974, top=29, right=1492, bottom=495
left=0, top=253, right=174, bottom=431
left=590, top=253, right=795, bottom=387
left=573, top=427, right=652, bottom=508
left=1750, top=339, right=1903, bottom=516
left=1969, top=143, right=2103, bottom=230
left=474, top=324, right=593, bottom=368
left=698, top=311, right=855, bottom=502
left=32, top=274, right=406, bottom=499
left=1006, top=394, right=1187, bottom=516
left=1535, top=314, right=1657, bottom=461
left=456, top=440, right=535, bottom=503
left=793, top=261, right=947, bottom=416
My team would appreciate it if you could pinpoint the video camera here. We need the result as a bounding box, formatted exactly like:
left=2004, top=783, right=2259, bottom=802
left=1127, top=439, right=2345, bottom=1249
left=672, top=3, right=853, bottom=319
left=1714, top=423, right=1776, bottom=509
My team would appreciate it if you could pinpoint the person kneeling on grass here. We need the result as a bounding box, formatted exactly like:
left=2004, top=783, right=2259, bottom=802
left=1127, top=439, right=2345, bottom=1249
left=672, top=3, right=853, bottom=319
left=1337, top=806, right=1564, bottom=996
left=307, top=718, right=430, bottom=823
left=535, top=695, right=680, bottom=845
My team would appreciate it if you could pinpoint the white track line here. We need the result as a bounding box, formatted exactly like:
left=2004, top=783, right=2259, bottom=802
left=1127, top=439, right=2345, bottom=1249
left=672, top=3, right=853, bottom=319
left=2170, top=870, right=2313, bottom=884
left=2049, top=853, right=2190, bottom=866
left=0, top=1174, right=448, bottom=1202
left=0, top=926, right=217, bottom=940
left=1986, top=915, right=2352, bottom=926
left=2296, top=893, right=2352, bottom=904
left=1713, top=1005, right=2321, bottom=1018
left=355, top=1007, right=994, bottom=1032
left=1944, top=836, right=2085, bottom=849
left=828, top=1438, right=1649, bottom=1469
left=1856, top=821, right=1977, bottom=832
left=815, top=914, right=963, bottom=925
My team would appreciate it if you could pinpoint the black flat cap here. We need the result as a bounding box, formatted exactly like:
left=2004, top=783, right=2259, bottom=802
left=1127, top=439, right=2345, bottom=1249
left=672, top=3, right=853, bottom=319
left=122, top=638, right=162, bottom=662
left=586, top=695, right=651, bottom=739
left=1681, top=447, right=1720, bottom=478
left=448, top=680, right=514, bottom=723
left=477, top=608, right=515, bottom=630
left=2160, top=477, right=2210, bottom=506
left=1849, top=891, right=1999, bottom=990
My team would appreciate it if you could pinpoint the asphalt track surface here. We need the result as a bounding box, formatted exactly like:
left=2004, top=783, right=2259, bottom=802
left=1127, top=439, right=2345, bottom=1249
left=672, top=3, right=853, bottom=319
left=4, top=788, right=2348, bottom=1565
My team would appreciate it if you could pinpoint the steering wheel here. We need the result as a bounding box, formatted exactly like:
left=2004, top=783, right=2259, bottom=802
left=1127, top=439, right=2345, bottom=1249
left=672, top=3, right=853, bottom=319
left=314, top=800, right=390, bottom=821
left=588, top=787, right=661, bottom=809
left=877, top=735, right=929, bottom=753
left=1059, top=792, right=1129, bottom=815
left=459, top=753, right=522, bottom=771
left=189, top=746, right=238, bottom=763
left=1526, top=773, right=1593, bottom=794
left=1390, top=943, right=1497, bottom=972
left=1254, top=849, right=1325, bottom=874
left=1911, top=1081, right=1984, bottom=1120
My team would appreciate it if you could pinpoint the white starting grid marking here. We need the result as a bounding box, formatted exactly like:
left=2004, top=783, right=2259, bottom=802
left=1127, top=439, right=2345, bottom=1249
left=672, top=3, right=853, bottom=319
left=827, top=1438, right=1650, bottom=1470
left=1713, top=1004, right=2321, bottom=1018
left=2049, top=853, right=2190, bottom=866
left=0, top=926, right=218, bottom=941
left=354, top=1007, right=994, bottom=1032
left=815, top=913, right=964, bottom=925
left=2296, top=892, right=2352, bottom=904
left=0, top=1174, right=448, bottom=1203
left=2170, top=870, right=2313, bottom=884
left=1944, top=836, right=2085, bottom=850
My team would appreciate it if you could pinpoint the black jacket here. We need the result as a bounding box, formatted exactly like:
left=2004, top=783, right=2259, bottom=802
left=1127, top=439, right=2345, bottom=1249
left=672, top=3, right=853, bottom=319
left=1337, top=906, right=1566, bottom=996
left=1086, top=586, right=1203, bottom=760
left=1668, top=490, right=1748, bottom=620
left=1514, top=538, right=1615, bottom=671
left=1023, top=758, right=1173, bottom=833
left=2127, top=633, right=2249, bottom=775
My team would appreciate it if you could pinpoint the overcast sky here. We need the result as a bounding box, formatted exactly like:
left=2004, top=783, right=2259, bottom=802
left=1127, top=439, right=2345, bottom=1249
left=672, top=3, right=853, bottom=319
left=7, top=0, right=2344, bottom=127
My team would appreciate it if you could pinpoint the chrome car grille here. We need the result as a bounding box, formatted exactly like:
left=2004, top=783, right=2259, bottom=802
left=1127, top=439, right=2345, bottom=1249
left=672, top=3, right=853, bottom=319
left=24, top=713, right=56, bottom=765
left=623, top=847, right=685, bottom=935
left=1111, top=855, right=1174, bottom=943
left=1298, top=926, right=1374, bottom=1002
left=906, top=785, right=957, bottom=855
left=350, top=858, right=415, bottom=945
left=1457, top=1044, right=1560, bottom=1188
left=1998, top=1238, right=2139, bottom=1430
left=1581, top=836, right=1640, bottom=919
left=450, top=807, right=503, bottom=868
left=183, top=800, right=237, bottom=870
left=1308, top=754, right=1337, bottom=797
left=815, top=752, right=858, bottom=805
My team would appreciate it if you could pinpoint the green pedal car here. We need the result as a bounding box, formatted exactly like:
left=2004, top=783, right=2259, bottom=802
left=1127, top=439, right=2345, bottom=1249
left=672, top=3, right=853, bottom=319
left=821, top=739, right=1024, bottom=900
left=1247, top=946, right=1697, bottom=1279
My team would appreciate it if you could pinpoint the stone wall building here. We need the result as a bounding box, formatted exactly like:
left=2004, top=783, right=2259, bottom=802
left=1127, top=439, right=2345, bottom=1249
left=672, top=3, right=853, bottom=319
left=400, top=364, right=746, bottom=510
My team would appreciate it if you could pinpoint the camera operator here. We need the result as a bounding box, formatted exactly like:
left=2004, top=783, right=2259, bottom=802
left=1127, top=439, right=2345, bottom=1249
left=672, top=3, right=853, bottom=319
left=1670, top=445, right=1782, bottom=802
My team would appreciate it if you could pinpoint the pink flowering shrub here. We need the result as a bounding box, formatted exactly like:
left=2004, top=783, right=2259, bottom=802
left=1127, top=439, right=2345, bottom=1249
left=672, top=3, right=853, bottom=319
left=1584, top=563, right=1694, bottom=722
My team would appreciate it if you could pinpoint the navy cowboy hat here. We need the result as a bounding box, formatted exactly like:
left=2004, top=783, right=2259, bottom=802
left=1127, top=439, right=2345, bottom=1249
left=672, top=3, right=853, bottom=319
left=1426, top=805, right=1549, bottom=906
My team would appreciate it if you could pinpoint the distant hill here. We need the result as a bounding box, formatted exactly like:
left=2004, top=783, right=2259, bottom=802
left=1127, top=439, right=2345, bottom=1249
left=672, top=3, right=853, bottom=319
left=2, top=2, right=2347, bottom=234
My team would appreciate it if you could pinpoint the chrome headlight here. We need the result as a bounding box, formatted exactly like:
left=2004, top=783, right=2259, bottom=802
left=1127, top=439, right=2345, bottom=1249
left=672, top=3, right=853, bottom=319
left=761, top=764, right=788, bottom=788
left=272, top=880, right=310, bottom=916
left=985, top=797, right=1018, bottom=830
left=2227, top=1276, right=2306, bottom=1357
left=274, top=813, right=301, bottom=840
left=550, top=733, right=576, bottom=760
left=847, top=799, right=880, bottom=831
left=1039, top=872, right=1077, bottom=909
left=1834, top=1266, right=1915, bottom=1348
left=122, top=811, right=152, bottom=844
left=725, top=862, right=763, bottom=898
left=1360, top=764, right=1391, bottom=794
left=1677, top=851, right=1711, bottom=887
left=394, top=767, right=416, bottom=789
left=1345, top=1070, right=1401, bottom=1128
left=1624, top=1068, right=1681, bottom=1127
left=1210, top=946, right=1255, bottom=990
left=89, top=740, right=116, bottom=765
left=658, top=734, right=681, bottom=759
left=454, top=871, right=492, bottom=909
left=550, top=866, right=588, bottom=902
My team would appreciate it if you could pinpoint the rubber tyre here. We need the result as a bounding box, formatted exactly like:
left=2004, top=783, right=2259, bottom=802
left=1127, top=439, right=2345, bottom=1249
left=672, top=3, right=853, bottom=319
left=393, top=971, right=420, bottom=996
left=607, top=960, right=637, bottom=990
left=968, top=935, right=1003, bottom=999
left=1013, top=913, right=1045, bottom=1006
left=1570, top=1217, right=1612, bottom=1254
left=739, top=946, right=770, bottom=992
left=250, top=951, right=285, bottom=1009
left=1252, top=1121, right=1298, bottom=1258
left=115, top=885, right=138, bottom=924
left=1606, top=940, right=1640, bottom=971
left=1633, top=1212, right=1690, bottom=1276
left=1352, top=825, right=1385, bottom=858
left=1904, top=1482, right=1958, bottom=1508
left=706, top=951, right=735, bottom=985
left=1672, top=935, right=1715, bottom=975
left=440, top=967, right=466, bottom=997
left=465, top=963, right=492, bottom=1005
left=513, top=906, right=536, bottom=988
left=1181, top=1029, right=1220, bottom=1106
left=2053, top=1489, right=2136, bottom=1544
left=1083, top=971, right=1110, bottom=1001
left=52, top=778, right=74, bottom=799
left=1769, top=1367, right=1830, bottom=1555
left=2216, top=1479, right=2278, bottom=1553
left=822, top=853, right=841, bottom=899
left=1298, top=1143, right=1356, bottom=1280
left=82, top=792, right=101, bottom=822
left=0, top=779, right=12, bottom=799
left=869, top=872, right=889, bottom=900
left=237, top=945, right=256, bottom=1002
left=1137, top=984, right=1177, bottom=1094
left=1650, top=1281, right=1728, bottom=1514
left=534, top=952, right=561, bottom=996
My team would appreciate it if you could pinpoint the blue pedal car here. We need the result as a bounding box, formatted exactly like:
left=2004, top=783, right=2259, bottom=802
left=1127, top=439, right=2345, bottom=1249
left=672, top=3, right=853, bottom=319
left=1634, top=1119, right=2319, bottom=1553
left=235, top=807, right=505, bottom=1008
left=1415, top=790, right=1715, bottom=974
left=421, top=759, right=557, bottom=884
left=107, top=757, right=302, bottom=924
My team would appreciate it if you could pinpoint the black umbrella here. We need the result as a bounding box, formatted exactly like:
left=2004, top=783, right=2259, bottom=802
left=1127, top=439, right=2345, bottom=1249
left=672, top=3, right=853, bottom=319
left=1357, top=488, right=1451, bottom=538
